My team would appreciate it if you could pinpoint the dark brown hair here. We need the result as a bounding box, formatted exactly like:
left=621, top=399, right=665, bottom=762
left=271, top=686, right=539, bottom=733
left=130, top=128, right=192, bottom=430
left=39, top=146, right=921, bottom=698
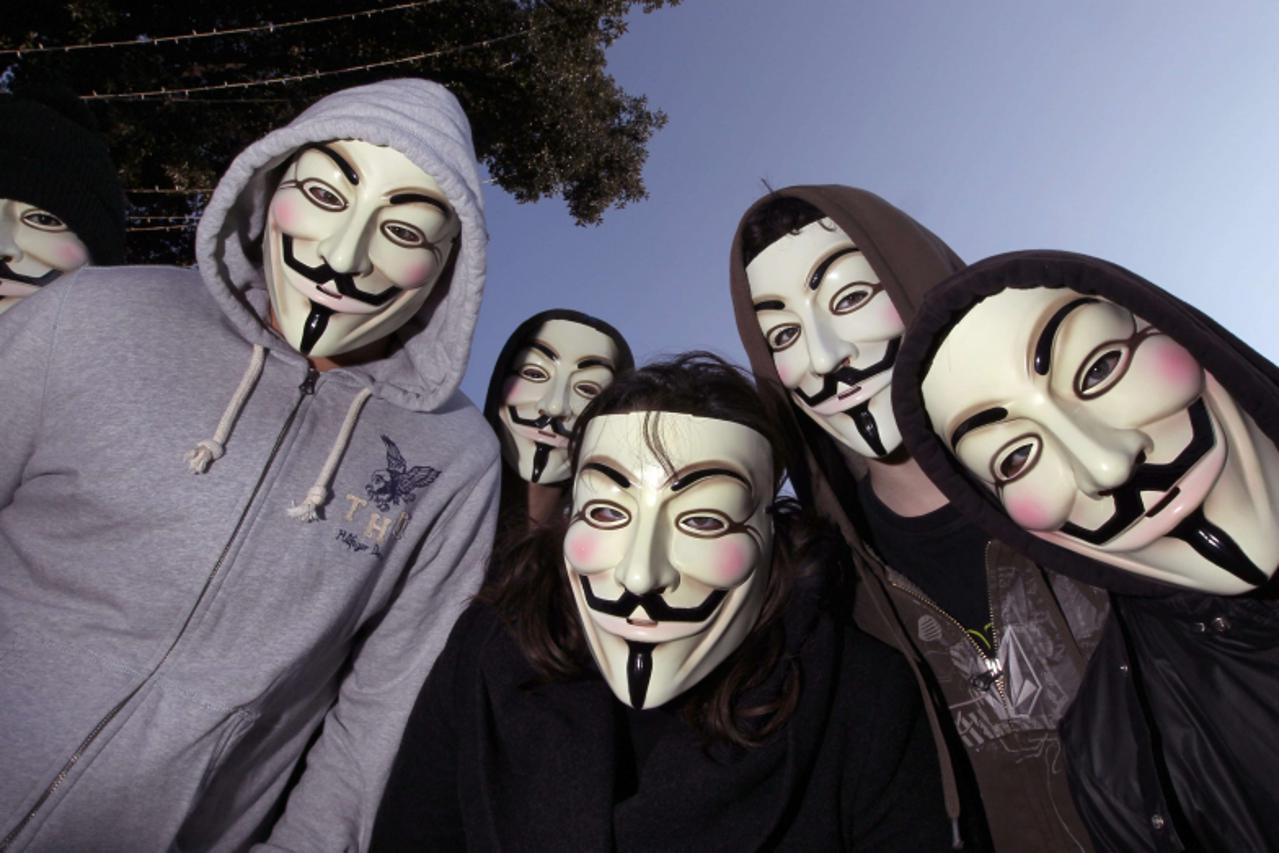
left=479, top=352, right=838, bottom=747
left=740, top=195, right=828, bottom=267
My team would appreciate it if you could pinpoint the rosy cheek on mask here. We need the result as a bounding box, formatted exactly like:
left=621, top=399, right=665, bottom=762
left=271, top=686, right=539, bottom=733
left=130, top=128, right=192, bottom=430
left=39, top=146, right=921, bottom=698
left=875, top=299, right=903, bottom=331
left=774, top=357, right=799, bottom=387
left=1003, top=493, right=1059, bottom=531
left=565, top=525, right=605, bottom=569
left=1153, top=341, right=1201, bottom=388
left=713, top=537, right=754, bottom=585
left=55, top=242, right=88, bottom=269
left=398, top=258, right=434, bottom=289
left=502, top=377, right=523, bottom=404
left=270, top=195, right=301, bottom=233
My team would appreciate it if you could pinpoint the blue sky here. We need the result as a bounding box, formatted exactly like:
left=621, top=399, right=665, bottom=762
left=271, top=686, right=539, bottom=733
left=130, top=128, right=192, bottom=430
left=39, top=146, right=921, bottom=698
left=461, top=0, right=1279, bottom=402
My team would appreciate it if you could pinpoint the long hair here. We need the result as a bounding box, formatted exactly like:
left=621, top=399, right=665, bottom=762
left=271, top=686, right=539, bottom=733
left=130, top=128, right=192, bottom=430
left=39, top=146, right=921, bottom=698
left=479, top=352, right=840, bottom=748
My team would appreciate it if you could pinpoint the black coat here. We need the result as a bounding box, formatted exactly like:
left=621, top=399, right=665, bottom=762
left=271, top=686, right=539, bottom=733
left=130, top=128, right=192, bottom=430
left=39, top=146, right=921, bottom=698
left=893, top=251, right=1279, bottom=851
left=372, top=600, right=949, bottom=851
left=1060, top=591, right=1279, bottom=852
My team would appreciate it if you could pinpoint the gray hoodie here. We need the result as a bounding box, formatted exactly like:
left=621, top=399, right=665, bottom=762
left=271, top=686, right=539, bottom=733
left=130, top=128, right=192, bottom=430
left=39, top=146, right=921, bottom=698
left=0, top=79, right=498, bottom=851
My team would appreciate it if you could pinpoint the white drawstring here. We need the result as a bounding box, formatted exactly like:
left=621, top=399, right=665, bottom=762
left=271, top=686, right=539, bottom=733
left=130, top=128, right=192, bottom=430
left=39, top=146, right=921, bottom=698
left=287, top=387, right=373, bottom=522
left=185, top=344, right=267, bottom=474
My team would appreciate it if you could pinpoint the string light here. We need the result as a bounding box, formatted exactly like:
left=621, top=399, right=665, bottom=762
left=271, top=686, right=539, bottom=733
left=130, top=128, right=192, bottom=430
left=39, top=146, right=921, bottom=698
left=0, top=1, right=437, bottom=57
left=82, top=30, right=528, bottom=101
left=127, top=188, right=213, bottom=194
left=127, top=223, right=198, bottom=232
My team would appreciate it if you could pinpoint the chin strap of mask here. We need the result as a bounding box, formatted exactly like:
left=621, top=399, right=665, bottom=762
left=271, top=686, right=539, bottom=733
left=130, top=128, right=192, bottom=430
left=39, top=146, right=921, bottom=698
left=287, top=387, right=373, bottom=522
left=185, top=344, right=267, bottom=474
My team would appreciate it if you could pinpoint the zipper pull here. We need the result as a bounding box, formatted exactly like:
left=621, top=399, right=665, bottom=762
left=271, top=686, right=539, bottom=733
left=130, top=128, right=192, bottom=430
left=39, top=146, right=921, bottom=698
left=299, top=366, right=319, bottom=395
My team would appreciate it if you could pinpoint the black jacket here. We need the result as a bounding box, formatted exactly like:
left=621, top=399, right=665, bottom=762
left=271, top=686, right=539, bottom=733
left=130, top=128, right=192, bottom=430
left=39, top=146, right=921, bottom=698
left=372, top=598, right=949, bottom=851
left=893, top=250, right=1279, bottom=851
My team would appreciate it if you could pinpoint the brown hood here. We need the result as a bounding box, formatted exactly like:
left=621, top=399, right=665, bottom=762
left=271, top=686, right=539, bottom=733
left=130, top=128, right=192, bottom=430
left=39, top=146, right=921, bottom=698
left=729, top=186, right=969, bottom=836
left=728, top=184, right=965, bottom=506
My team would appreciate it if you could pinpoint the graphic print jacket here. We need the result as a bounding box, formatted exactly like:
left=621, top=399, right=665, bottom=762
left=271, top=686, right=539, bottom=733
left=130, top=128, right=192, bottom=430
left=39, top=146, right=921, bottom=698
left=892, top=250, right=1279, bottom=852
left=0, top=79, right=498, bottom=852
left=728, top=187, right=1109, bottom=852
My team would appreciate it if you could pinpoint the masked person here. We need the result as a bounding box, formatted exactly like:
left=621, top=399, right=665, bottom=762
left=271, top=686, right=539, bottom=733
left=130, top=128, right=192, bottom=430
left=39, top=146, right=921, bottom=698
left=0, top=79, right=498, bottom=851
left=730, top=187, right=1112, bottom=852
left=0, top=86, right=126, bottom=316
left=483, top=309, right=634, bottom=531
left=372, top=353, right=949, bottom=851
left=894, top=250, right=1279, bottom=852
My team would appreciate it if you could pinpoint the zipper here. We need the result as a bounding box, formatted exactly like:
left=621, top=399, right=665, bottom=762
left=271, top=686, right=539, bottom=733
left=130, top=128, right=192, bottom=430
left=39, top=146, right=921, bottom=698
left=0, top=366, right=319, bottom=850
left=886, top=542, right=1007, bottom=705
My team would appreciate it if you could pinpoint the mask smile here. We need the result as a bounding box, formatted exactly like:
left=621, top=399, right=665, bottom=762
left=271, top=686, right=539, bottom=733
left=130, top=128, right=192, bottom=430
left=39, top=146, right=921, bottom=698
left=794, top=336, right=901, bottom=411
left=578, top=573, right=728, bottom=643
left=1057, top=398, right=1221, bottom=548
left=506, top=406, right=572, bottom=448
left=281, top=234, right=400, bottom=312
left=0, top=262, right=62, bottom=290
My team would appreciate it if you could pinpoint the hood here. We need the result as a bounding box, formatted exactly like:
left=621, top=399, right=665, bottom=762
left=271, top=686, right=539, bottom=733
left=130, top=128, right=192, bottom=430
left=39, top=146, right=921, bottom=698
left=893, top=250, right=1279, bottom=596
left=195, top=78, right=486, bottom=412
left=728, top=184, right=965, bottom=511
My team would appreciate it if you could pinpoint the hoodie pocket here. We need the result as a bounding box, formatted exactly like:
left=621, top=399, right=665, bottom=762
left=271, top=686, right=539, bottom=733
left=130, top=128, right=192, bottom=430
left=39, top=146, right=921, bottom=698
left=19, top=680, right=258, bottom=853
left=0, top=636, right=142, bottom=834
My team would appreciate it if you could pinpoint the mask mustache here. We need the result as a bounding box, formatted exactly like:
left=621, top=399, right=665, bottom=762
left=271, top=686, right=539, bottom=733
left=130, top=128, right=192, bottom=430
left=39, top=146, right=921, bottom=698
left=578, top=573, right=728, bottom=622
left=1059, top=397, right=1214, bottom=545
left=507, top=406, right=573, bottom=438
left=0, top=261, right=62, bottom=288
left=792, top=337, right=901, bottom=408
left=281, top=234, right=400, bottom=307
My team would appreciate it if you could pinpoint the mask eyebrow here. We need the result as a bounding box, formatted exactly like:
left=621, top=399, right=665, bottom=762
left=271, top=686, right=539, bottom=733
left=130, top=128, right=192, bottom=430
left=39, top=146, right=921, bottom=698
left=388, top=192, right=451, bottom=216
left=1034, top=297, right=1098, bottom=375
left=304, top=143, right=359, bottom=185
left=577, top=357, right=614, bottom=371
left=670, top=466, right=752, bottom=493
left=807, top=246, right=861, bottom=291
left=950, top=407, right=1009, bottom=449
left=527, top=340, right=558, bottom=361
left=753, top=299, right=785, bottom=312
left=581, top=460, right=632, bottom=489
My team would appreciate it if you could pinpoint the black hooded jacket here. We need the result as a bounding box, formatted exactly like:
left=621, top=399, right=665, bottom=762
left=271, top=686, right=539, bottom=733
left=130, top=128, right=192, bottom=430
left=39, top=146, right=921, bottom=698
left=894, top=250, right=1279, bottom=852
left=370, top=575, right=948, bottom=851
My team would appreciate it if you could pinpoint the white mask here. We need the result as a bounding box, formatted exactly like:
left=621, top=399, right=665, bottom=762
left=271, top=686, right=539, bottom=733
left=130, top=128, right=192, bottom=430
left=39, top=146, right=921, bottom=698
left=0, top=199, right=91, bottom=316
left=746, top=218, right=905, bottom=458
left=264, top=139, right=460, bottom=357
left=922, top=285, right=1279, bottom=595
left=496, top=318, right=621, bottom=484
left=565, top=412, right=775, bottom=709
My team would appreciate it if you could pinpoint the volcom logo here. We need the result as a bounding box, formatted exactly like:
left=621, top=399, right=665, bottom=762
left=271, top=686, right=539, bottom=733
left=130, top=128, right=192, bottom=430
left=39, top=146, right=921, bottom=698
left=337, top=435, right=442, bottom=554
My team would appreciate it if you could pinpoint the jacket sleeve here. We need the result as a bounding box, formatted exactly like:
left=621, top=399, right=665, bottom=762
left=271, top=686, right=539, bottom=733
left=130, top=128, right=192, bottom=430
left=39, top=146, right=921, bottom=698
left=844, top=642, right=951, bottom=851
left=254, top=454, right=500, bottom=852
left=0, top=276, right=77, bottom=509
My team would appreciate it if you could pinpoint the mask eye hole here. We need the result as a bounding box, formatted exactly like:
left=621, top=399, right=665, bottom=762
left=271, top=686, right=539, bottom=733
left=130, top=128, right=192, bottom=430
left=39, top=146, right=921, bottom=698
left=584, top=500, right=630, bottom=530
left=675, top=509, right=731, bottom=537
left=1074, top=344, right=1131, bottom=398
left=517, top=364, right=549, bottom=382
left=993, top=435, right=1042, bottom=484
left=574, top=381, right=602, bottom=399
left=829, top=283, right=876, bottom=315
left=298, top=179, right=348, bottom=212
left=20, top=209, right=68, bottom=232
left=380, top=220, right=427, bottom=248
left=767, top=324, right=800, bottom=352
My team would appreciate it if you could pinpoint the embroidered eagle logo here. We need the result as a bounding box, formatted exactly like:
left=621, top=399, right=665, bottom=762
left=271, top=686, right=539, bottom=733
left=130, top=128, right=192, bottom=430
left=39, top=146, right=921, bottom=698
left=366, top=435, right=441, bottom=512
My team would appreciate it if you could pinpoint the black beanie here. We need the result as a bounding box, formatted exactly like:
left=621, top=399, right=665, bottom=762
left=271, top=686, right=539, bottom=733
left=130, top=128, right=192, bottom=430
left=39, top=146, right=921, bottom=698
left=0, top=88, right=127, bottom=265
